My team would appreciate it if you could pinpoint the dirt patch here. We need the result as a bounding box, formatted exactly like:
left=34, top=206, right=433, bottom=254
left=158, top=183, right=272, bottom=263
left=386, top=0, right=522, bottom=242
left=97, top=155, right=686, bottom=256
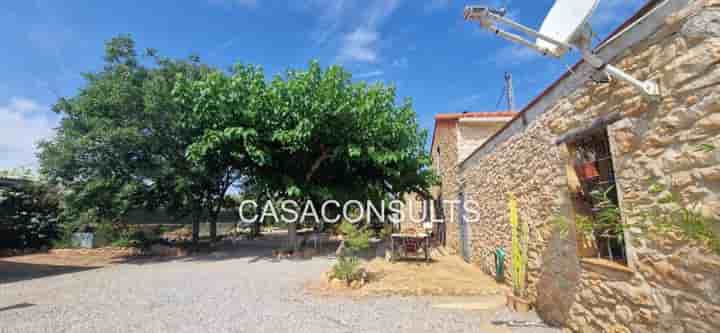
left=3, top=247, right=140, bottom=268
left=307, top=254, right=507, bottom=298
left=0, top=248, right=142, bottom=284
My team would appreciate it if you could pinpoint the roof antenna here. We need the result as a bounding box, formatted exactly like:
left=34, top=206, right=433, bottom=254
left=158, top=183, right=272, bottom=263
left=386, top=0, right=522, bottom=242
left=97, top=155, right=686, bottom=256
left=464, top=0, right=660, bottom=99
left=504, top=72, right=515, bottom=112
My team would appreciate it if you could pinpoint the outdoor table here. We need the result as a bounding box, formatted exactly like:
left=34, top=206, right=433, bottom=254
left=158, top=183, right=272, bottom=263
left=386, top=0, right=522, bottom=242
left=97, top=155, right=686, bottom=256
left=390, top=233, right=431, bottom=262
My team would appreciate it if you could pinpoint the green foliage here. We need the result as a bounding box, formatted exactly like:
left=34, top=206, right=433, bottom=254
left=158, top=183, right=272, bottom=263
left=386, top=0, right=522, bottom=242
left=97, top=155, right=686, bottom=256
left=174, top=61, right=435, bottom=207
left=639, top=189, right=720, bottom=255
left=39, top=35, right=240, bottom=242
left=110, top=238, right=133, bottom=248
left=100, top=226, right=163, bottom=249
left=338, top=221, right=371, bottom=255
left=554, top=183, right=720, bottom=255
left=552, top=214, right=595, bottom=239
left=331, top=221, right=371, bottom=282
left=0, top=175, right=61, bottom=249
left=39, top=35, right=434, bottom=245
left=332, top=255, right=362, bottom=282
left=695, top=143, right=716, bottom=153
left=590, top=186, right=624, bottom=240
left=553, top=186, right=623, bottom=243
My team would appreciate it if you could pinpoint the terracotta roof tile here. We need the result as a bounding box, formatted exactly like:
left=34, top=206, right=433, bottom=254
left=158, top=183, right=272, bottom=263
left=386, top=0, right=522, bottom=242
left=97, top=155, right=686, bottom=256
left=435, top=111, right=518, bottom=120
left=430, top=111, right=518, bottom=152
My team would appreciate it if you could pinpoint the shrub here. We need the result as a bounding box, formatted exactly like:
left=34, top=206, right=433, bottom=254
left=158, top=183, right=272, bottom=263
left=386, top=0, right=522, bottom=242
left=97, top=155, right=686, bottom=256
left=332, top=256, right=361, bottom=282
left=338, top=221, right=371, bottom=255
left=0, top=178, right=61, bottom=249
left=120, top=229, right=162, bottom=249
left=332, top=221, right=371, bottom=282
left=110, top=237, right=132, bottom=248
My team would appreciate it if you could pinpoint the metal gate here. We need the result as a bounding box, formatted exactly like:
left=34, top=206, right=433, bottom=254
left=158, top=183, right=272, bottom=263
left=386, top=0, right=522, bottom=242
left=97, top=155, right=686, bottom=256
left=458, top=191, right=471, bottom=262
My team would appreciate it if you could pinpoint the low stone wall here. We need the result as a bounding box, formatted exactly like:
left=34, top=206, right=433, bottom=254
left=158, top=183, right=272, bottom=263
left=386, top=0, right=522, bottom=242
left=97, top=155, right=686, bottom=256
left=455, top=1, right=720, bottom=332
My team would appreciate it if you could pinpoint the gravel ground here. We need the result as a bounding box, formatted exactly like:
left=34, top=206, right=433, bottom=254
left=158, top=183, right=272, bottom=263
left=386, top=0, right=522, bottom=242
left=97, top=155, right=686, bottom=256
left=0, top=243, right=559, bottom=333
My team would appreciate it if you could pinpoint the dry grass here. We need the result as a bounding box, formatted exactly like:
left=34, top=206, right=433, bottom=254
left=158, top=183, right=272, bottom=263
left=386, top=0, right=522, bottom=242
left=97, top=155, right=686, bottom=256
left=2, top=248, right=139, bottom=267
left=362, top=255, right=506, bottom=296
left=307, top=254, right=507, bottom=298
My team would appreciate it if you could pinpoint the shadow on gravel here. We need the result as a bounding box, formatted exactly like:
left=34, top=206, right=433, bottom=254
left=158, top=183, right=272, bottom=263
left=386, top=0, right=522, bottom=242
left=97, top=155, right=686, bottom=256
left=0, top=261, right=100, bottom=285
left=116, top=237, right=341, bottom=266
left=0, top=303, right=35, bottom=313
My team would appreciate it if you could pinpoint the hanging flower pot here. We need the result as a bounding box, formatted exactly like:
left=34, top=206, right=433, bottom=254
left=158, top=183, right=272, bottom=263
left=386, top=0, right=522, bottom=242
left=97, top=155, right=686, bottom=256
left=575, top=162, right=600, bottom=180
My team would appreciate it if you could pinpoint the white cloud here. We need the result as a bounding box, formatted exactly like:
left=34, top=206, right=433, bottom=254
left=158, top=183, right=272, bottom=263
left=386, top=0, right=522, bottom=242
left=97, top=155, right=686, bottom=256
left=296, top=0, right=352, bottom=44
left=491, top=45, right=540, bottom=65
left=338, top=0, right=401, bottom=63
left=300, top=0, right=402, bottom=64
left=0, top=98, right=58, bottom=170
left=355, top=70, right=384, bottom=79
left=339, top=28, right=380, bottom=63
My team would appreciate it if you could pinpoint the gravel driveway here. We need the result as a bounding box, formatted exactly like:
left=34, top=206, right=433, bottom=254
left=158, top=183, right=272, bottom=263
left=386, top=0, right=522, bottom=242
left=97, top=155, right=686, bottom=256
left=0, top=243, right=558, bottom=333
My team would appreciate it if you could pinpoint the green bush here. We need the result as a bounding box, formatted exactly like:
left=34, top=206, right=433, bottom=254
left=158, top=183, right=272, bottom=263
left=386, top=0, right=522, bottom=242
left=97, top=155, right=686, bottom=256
left=338, top=221, right=371, bottom=255
left=119, top=229, right=161, bottom=249
left=332, top=221, right=371, bottom=282
left=94, top=222, right=120, bottom=245
left=332, top=256, right=361, bottom=282
left=110, top=237, right=132, bottom=248
left=0, top=178, right=61, bottom=249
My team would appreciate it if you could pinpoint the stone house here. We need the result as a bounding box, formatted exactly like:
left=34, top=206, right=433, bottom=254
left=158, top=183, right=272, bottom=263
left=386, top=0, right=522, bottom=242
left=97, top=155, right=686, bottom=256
left=399, top=111, right=516, bottom=242
left=439, top=0, right=720, bottom=332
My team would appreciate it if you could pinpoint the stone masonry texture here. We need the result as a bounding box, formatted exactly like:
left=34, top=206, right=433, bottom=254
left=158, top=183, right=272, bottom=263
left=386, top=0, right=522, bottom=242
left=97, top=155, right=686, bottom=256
left=453, top=1, right=720, bottom=332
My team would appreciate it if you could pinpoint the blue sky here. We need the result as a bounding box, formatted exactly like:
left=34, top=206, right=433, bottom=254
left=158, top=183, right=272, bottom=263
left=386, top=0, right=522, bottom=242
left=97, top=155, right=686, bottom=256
left=0, top=0, right=647, bottom=170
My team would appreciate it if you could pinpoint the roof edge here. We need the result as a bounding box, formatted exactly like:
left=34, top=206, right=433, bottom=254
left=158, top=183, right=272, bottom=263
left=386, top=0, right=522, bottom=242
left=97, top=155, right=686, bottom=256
left=458, top=0, right=670, bottom=168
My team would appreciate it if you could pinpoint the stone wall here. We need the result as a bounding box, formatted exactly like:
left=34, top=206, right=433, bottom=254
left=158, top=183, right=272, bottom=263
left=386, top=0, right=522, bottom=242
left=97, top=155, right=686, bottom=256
left=457, top=1, right=720, bottom=332
left=429, top=120, right=462, bottom=254
left=457, top=122, right=508, bottom=162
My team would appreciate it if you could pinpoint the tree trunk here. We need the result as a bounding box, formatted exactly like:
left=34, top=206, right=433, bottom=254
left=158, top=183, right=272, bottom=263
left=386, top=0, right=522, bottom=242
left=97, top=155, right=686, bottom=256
left=209, top=220, right=217, bottom=242
left=252, top=219, right=261, bottom=239
left=288, top=221, right=298, bottom=253
left=192, top=217, right=200, bottom=245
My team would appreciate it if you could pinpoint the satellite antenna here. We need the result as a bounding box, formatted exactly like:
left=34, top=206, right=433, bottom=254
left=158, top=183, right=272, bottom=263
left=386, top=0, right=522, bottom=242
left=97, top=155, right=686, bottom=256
left=464, top=0, right=660, bottom=98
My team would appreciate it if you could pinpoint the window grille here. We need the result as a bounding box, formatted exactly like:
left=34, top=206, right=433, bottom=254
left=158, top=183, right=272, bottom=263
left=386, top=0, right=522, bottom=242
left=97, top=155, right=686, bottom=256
left=571, top=129, right=627, bottom=265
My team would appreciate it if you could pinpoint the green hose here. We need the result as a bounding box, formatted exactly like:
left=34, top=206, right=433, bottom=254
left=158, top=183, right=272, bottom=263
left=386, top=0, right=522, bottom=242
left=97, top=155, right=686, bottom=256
left=495, top=248, right=505, bottom=282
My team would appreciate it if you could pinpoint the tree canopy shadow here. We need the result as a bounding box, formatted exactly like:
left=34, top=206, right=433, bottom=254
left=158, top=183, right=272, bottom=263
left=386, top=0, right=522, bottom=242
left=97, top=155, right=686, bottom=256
left=115, top=234, right=344, bottom=266
left=0, top=303, right=35, bottom=313
left=0, top=260, right=100, bottom=285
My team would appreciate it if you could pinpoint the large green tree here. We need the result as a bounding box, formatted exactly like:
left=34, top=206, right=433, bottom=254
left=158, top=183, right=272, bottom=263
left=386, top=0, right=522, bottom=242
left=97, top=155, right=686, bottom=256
left=174, top=62, right=435, bottom=246
left=40, top=36, right=433, bottom=247
left=39, top=35, right=242, bottom=242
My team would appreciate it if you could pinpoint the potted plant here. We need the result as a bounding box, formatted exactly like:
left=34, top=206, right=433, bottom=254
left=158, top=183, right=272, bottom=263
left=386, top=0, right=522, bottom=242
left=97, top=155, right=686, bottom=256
left=575, top=161, right=600, bottom=180
left=506, top=194, right=532, bottom=312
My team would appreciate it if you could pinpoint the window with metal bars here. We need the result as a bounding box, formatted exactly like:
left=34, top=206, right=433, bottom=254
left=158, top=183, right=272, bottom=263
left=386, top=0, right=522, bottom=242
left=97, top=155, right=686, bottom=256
left=570, top=128, right=627, bottom=265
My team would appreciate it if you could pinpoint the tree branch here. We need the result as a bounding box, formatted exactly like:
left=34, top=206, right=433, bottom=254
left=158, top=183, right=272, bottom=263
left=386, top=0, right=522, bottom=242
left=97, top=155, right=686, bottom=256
left=305, top=145, right=332, bottom=183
